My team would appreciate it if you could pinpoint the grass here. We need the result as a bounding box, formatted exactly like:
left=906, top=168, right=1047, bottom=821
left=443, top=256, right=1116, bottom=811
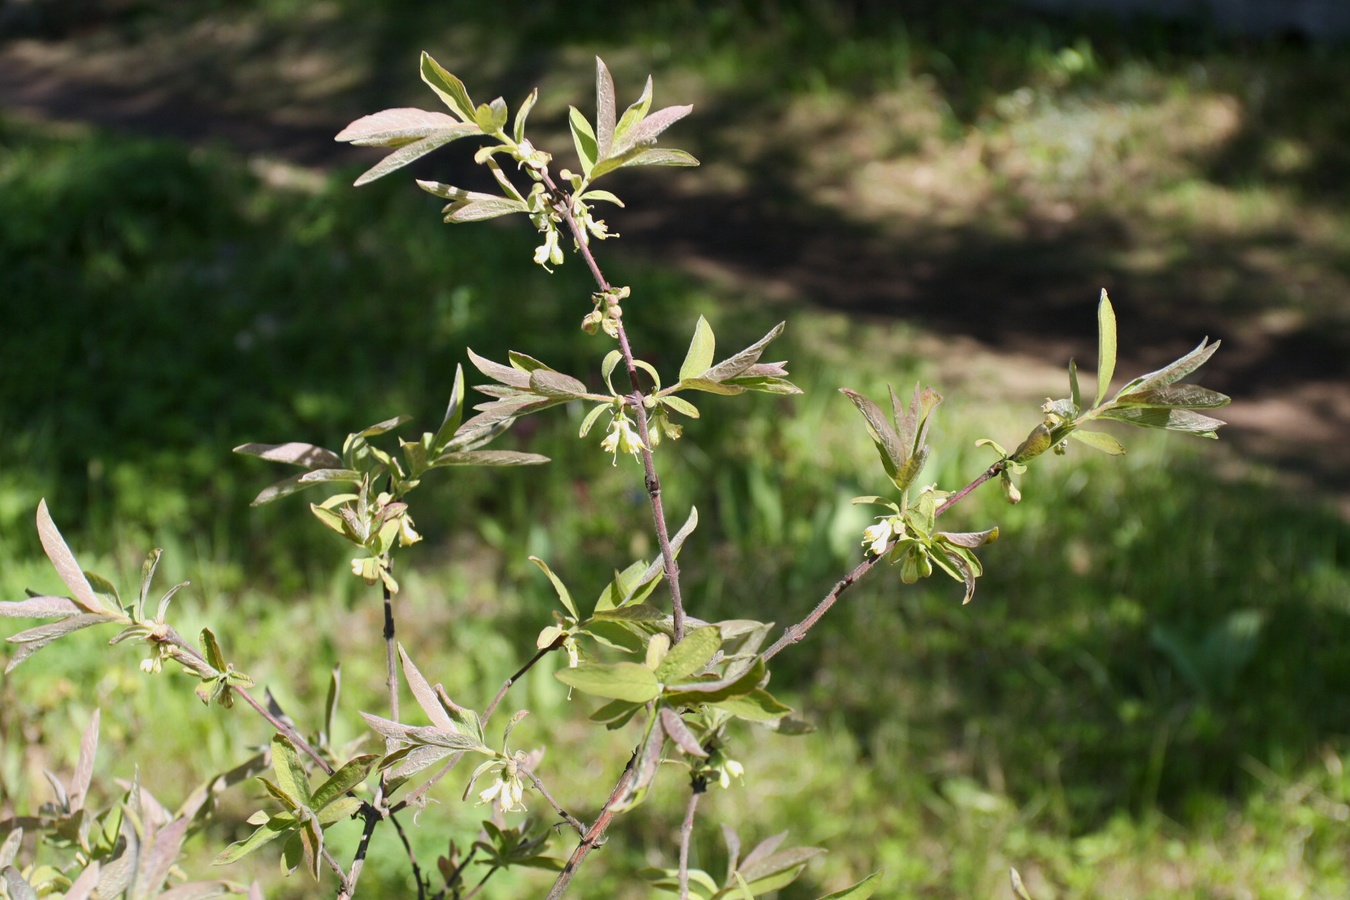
left=3, top=3, right=1350, bottom=897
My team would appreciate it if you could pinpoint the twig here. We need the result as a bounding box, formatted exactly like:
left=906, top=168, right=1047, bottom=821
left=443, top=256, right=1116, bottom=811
left=483, top=637, right=562, bottom=722
left=763, top=460, right=1003, bottom=661
left=677, top=786, right=704, bottom=900
left=543, top=764, right=634, bottom=899
left=525, top=769, right=585, bottom=835
left=542, top=171, right=688, bottom=642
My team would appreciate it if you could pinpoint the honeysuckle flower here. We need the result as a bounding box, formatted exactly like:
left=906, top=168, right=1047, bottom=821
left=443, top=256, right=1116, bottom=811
left=862, top=516, right=901, bottom=557
left=397, top=514, right=422, bottom=547
left=533, top=226, right=564, bottom=270
left=476, top=751, right=532, bottom=813
left=601, top=412, right=648, bottom=465
left=351, top=555, right=399, bottom=593
left=139, top=622, right=172, bottom=674
left=704, top=746, right=745, bottom=789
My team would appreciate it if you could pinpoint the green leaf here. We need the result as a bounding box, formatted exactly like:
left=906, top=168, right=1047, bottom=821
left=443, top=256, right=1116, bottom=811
left=654, top=626, right=721, bottom=683
left=335, top=107, right=463, bottom=146
left=680, top=317, right=716, bottom=383
left=615, top=104, right=694, bottom=152
left=36, top=500, right=104, bottom=614
left=1009, top=423, right=1054, bottom=464
left=0, top=595, right=83, bottom=618
left=555, top=662, right=661, bottom=703
left=840, top=390, right=904, bottom=484
left=1096, top=406, right=1226, bottom=437
left=1068, top=359, right=1081, bottom=411
left=529, top=556, right=579, bottom=620
left=613, top=76, right=654, bottom=150
left=202, top=627, right=226, bottom=670
left=513, top=88, right=538, bottom=143
left=1119, top=338, right=1221, bottom=394
left=213, top=815, right=293, bottom=866
left=420, top=52, right=477, bottom=123
left=1010, top=868, right=1035, bottom=900
left=1095, top=289, right=1117, bottom=408
left=233, top=442, right=343, bottom=469
left=569, top=106, right=598, bottom=179
left=662, top=395, right=700, bottom=418
left=640, top=865, right=718, bottom=899
left=530, top=369, right=590, bottom=400
left=430, top=450, right=550, bottom=468
left=249, top=468, right=362, bottom=506
left=712, top=689, right=792, bottom=722
left=593, top=147, right=699, bottom=177
left=269, top=736, right=311, bottom=807
left=310, top=755, right=378, bottom=811
left=665, top=658, right=767, bottom=705
left=6, top=614, right=111, bottom=673
left=352, top=127, right=480, bottom=186
left=818, top=868, right=882, bottom=895
left=579, top=403, right=610, bottom=439
left=594, top=56, right=617, bottom=160
left=1067, top=429, right=1127, bottom=455
left=1114, top=384, right=1230, bottom=409
left=474, top=97, right=509, bottom=134
left=590, top=603, right=666, bottom=623
left=701, top=322, right=786, bottom=384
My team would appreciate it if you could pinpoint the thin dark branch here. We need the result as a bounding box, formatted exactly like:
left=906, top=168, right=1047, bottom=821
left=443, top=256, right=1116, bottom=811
left=544, top=764, right=635, bottom=899
left=484, top=637, right=561, bottom=722
left=678, top=786, right=704, bottom=900
left=525, top=769, right=585, bottom=836
left=763, top=460, right=1004, bottom=661
left=541, top=171, right=687, bottom=642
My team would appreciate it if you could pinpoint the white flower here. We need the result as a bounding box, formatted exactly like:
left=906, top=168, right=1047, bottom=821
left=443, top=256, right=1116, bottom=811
left=862, top=517, right=899, bottom=557
left=533, top=227, right=564, bottom=270
left=478, top=756, right=528, bottom=812
left=601, top=413, right=648, bottom=465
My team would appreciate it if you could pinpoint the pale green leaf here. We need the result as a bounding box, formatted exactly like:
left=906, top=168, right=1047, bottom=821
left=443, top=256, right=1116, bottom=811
left=233, top=442, right=343, bottom=469
left=654, top=626, right=721, bottom=683
left=1067, top=429, right=1128, bottom=455
left=595, top=57, right=617, bottom=160
left=334, top=107, right=462, bottom=146
left=569, top=106, right=598, bottom=179
left=680, top=316, right=716, bottom=383
left=1114, top=384, right=1230, bottom=409
left=817, top=872, right=883, bottom=899
left=555, top=661, right=661, bottom=702
left=1095, top=289, right=1117, bottom=408
left=420, top=52, right=477, bottom=123
left=1119, top=338, right=1221, bottom=394
left=249, top=469, right=362, bottom=506
left=529, top=556, right=579, bottom=620
left=352, top=127, right=479, bottom=186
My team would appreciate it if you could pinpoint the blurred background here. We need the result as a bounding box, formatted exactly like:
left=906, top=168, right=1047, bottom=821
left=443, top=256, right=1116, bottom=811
left=2, top=1, right=1349, bottom=896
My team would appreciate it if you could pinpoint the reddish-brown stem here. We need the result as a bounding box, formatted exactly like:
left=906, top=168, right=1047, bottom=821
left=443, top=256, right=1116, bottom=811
left=541, top=171, right=687, bottom=642
left=544, top=765, right=635, bottom=899
left=525, top=769, right=586, bottom=835
left=677, top=787, right=703, bottom=900
left=483, top=637, right=562, bottom=722
left=764, top=460, right=1004, bottom=661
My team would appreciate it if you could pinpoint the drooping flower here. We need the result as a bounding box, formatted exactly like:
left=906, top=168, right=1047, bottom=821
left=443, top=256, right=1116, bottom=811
left=601, top=412, right=648, bottom=465
left=862, top=516, right=901, bottom=557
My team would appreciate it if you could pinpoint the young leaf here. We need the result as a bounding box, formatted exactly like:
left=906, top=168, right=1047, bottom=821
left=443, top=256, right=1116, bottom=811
left=654, top=626, right=721, bottom=683
left=680, top=317, right=716, bottom=383
left=1118, top=338, right=1221, bottom=395
left=1067, top=430, right=1127, bottom=455
left=614, top=76, right=654, bottom=149
left=555, top=661, right=661, bottom=703
left=249, top=468, right=362, bottom=506
left=269, top=736, right=311, bottom=807
left=36, top=500, right=103, bottom=614
left=595, top=56, right=617, bottom=160
left=530, top=557, right=579, bottom=620
left=420, top=52, right=477, bottom=124
left=817, top=871, right=883, bottom=899
left=1095, top=289, right=1117, bottom=408
left=569, top=107, right=598, bottom=179
left=335, top=107, right=462, bottom=146
left=351, top=127, right=480, bottom=187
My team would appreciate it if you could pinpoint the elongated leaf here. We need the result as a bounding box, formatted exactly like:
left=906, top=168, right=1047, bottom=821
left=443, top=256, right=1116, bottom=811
left=665, top=658, right=767, bottom=704
left=513, top=87, right=538, bottom=142
left=250, top=469, right=361, bottom=506
left=530, top=369, right=590, bottom=400
left=739, top=845, right=825, bottom=884
left=555, top=661, right=660, bottom=703
left=1068, top=429, right=1127, bottom=455
left=1097, top=406, right=1226, bottom=436
left=1095, top=290, right=1117, bottom=408
left=595, top=57, right=617, bottom=160
left=430, top=450, right=549, bottom=468
left=654, top=626, right=721, bottom=683
left=530, top=557, right=579, bottom=619
left=269, top=736, right=311, bottom=807
left=233, top=442, right=342, bottom=469
left=335, top=108, right=463, bottom=146
left=622, top=506, right=699, bottom=605
left=713, top=689, right=792, bottom=722
left=1119, top=338, right=1221, bottom=394
left=1114, top=384, right=1230, bottom=409
left=444, top=197, right=530, bottom=223
left=420, top=52, right=476, bottom=123
left=840, top=390, right=904, bottom=482
left=468, top=348, right=532, bottom=388
left=36, top=500, right=102, bottom=614
left=614, top=76, right=654, bottom=149
left=310, top=755, right=379, bottom=811
left=0, top=595, right=84, bottom=618
left=357, top=415, right=413, bottom=438
left=213, top=816, right=293, bottom=866
left=936, top=528, right=999, bottom=549
left=615, top=104, right=693, bottom=152
left=569, top=107, right=598, bottom=178
left=6, top=614, right=110, bottom=672
left=680, top=316, right=717, bottom=383
left=589, top=603, right=666, bottom=623
left=3, top=867, right=37, bottom=900
left=69, top=709, right=100, bottom=813
left=660, top=707, right=708, bottom=758
left=593, top=147, right=698, bottom=177
left=399, top=645, right=458, bottom=734
left=700, top=322, right=786, bottom=384
left=352, top=127, right=479, bottom=186
left=817, top=871, right=883, bottom=899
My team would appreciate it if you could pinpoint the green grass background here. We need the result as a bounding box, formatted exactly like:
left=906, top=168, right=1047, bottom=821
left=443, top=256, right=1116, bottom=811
left=2, top=1, right=1350, bottom=897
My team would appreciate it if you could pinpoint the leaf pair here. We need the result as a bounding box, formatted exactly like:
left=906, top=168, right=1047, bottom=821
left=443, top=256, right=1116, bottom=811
left=569, top=57, right=698, bottom=183
left=842, top=382, right=941, bottom=494
left=677, top=317, right=802, bottom=397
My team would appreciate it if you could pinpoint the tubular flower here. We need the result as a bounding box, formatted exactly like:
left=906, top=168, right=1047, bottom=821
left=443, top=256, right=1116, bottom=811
left=862, top=516, right=902, bottom=557
left=601, top=411, right=648, bottom=465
